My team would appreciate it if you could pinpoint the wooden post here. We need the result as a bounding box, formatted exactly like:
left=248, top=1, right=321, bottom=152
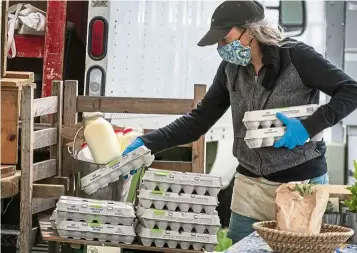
left=62, top=80, right=78, bottom=195
left=41, top=0, right=67, bottom=97
left=50, top=81, right=63, bottom=176
left=191, top=84, right=206, bottom=174
left=1, top=0, right=9, bottom=77
left=20, top=85, right=34, bottom=253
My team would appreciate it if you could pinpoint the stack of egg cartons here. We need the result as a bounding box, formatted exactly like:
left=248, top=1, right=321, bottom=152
left=50, top=196, right=136, bottom=244
left=243, top=104, right=323, bottom=148
left=136, top=168, right=221, bottom=251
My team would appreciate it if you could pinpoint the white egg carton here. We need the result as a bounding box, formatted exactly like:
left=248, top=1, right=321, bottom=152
left=242, top=104, right=319, bottom=130
left=137, top=225, right=217, bottom=251
left=56, top=196, right=136, bottom=225
left=142, top=169, right=222, bottom=196
left=56, top=220, right=136, bottom=244
left=244, top=127, right=324, bottom=149
left=136, top=206, right=220, bottom=234
left=81, top=146, right=154, bottom=195
left=138, top=189, right=218, bottom=214
left=50, top=210, right=58, bottom=229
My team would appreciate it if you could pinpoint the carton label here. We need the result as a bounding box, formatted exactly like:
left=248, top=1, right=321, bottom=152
left=151, top=190, right=164, bottom=195
left=153, top=210, right=166, bottom=216
left=151, top=228, right=164, bottom=235
left=154, top=171, right=170, bottom=176
left=144, top=191, right=215, bottom=205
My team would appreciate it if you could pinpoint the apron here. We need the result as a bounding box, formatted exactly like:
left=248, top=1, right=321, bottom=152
left=231, top=173, right=309, bottom=221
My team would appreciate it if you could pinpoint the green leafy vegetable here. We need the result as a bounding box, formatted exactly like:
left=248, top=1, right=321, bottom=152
left=215, top=228, right=232, bottom=252
left=293, top=183, right=314, bottom=197
left=344, top=160, right=357, bottom=213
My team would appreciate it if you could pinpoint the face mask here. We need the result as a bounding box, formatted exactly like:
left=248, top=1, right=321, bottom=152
left=217, top=40, right=252, bottom=66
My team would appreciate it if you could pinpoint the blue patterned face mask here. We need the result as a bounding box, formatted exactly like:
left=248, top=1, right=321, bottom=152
left=217, top=40, right=252, bottom=66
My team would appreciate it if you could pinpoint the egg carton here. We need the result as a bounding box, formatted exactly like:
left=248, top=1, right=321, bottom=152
left=56, top=196, right=135, bottom=225
left=81, top=146, right=154, bottom=195
left=50, top=210, right=58, bottom=229
left=137, top=225, right=217, bottom=251
left=244, top=127, right=324, bottom=149
left=242, top=104, right=319, bottom=130
left=138, top=189, right=218, bottom=214
left=136, top=206, right=220, bottom=234
left=56, top=220, right=136, bottom=244
left=142, top=169, right=222, bottom=196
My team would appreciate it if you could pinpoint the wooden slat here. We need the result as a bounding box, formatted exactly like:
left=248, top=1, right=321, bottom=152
left=19, top=122, right=53, bottom=130
left=1, top=164, right=16, bottom=178
left=151, top=161, right=192, bottom=172
left=20, top=85, right=34, bottom=253
left=0, top=78, right=35, bottom=87
left=61, top=125, right=83, bottom=141
left=0, top=0, right=9, bottom=77
left=62, top=80, right=78, bottom=195
left=5, top=71, right=35, bottom=81
left=192, top=84, right=206, bottom=174
left=33, top=184, right=65, bottom=199
left=33, top=159, right=57, bottom=182
left=50, top=81, right=63, bottom=176
left=33, top=96, right=58, bottom=117
left=33, top=128, right=57, bottom=149
left=77, top=96, right=193, bottom=115
left=37, top=176, right=69, bottom=191
left=1, top=170, right=21, bottom=199
left=32, top=199, right=56, bottom=214
left=1, top=87, right=20, bottom=164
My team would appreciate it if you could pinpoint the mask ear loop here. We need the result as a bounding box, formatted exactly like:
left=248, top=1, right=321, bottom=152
left=238, top=29, right=246, bottom=40
left=248, top=37, right=254, bottom=47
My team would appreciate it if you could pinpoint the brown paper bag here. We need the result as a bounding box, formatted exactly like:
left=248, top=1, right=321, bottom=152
left=275, top=184, right=329, bottom=234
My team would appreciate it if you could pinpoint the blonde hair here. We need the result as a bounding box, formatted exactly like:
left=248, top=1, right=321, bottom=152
left=241, top=18, right=287, bottom=47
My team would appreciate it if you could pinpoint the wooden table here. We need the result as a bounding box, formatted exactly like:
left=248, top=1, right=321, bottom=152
left=39, top=217, right=202, bottom=253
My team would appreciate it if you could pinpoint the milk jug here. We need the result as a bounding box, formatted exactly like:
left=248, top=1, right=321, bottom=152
left=82, top=112, right=121, bottom=164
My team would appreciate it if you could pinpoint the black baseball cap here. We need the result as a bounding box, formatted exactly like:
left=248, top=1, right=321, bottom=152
left=198, top=0, right=265, bottom=47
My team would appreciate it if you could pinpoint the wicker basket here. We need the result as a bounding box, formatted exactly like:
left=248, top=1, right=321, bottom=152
left=253, top=221, right=354, bottom=253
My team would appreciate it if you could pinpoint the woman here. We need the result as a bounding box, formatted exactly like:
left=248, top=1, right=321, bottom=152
left=123, top=0, right=357, bottom=243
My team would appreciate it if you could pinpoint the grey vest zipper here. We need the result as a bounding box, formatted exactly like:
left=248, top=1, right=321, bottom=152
left=250, top=76, right=258, bottom=110
left=251, top=75, right=264, bottom=176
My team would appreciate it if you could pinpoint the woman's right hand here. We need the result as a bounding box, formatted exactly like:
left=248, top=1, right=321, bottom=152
left=122, top=137, right=145, bottom=156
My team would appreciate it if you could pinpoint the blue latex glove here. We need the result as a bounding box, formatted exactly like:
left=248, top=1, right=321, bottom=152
left=122, top=137, right=145, bottom=156
left=273, top=112, right=309, bottom=150
left=122, top=138, right=145, bottom=179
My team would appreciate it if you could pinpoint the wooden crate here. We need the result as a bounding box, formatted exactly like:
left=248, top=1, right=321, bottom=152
left=19, top=80, right=68, bottom=253
left=0, top=71, right=34, bottom=164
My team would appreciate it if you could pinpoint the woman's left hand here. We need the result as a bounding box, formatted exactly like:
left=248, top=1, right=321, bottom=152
left=273, top=112, right=309, bottom=150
